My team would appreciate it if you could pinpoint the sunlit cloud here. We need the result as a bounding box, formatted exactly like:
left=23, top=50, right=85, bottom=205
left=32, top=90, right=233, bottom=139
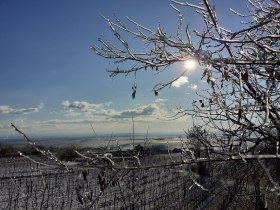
left=61, top=100, right=166, bottom=121
left=39, top=118, right=94, bottom=125
left=0, top=103, right=44, bottom=115
left=155, top=98, right=168, bottom=103
left=0, top=100, right=181, bottom=136
left=0, top=100, right=188, bottom=136
left=64, top=110, right=83, bottom=117
left=61, top=100, right=111, bottom=111
left=188, top=83, right=198, bottom=90
left=110, top=104, right=160, bottom=119
left=172, top=76, right=189, bottom=88
left=0, top=124, right=11, bottom=129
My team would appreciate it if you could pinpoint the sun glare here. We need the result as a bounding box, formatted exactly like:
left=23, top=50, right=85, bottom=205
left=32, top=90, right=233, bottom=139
left=184, top=59, right=198, bottom=71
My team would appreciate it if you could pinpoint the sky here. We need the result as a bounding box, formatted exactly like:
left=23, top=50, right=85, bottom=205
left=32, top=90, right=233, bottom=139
left=0, top=0, right=246, bottom=138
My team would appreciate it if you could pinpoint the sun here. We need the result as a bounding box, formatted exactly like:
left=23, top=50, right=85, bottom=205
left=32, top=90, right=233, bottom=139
left=184, top=59, right=198, bottom=71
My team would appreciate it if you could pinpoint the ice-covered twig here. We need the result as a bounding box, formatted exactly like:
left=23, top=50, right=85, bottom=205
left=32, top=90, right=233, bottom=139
left=259, top=159, right=280, bottom=195
left=189, top=178, right=208, bottom=191
left=11, top=123, right=69, bottom=170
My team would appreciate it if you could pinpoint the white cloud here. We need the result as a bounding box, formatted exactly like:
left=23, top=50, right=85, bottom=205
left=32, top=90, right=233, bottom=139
left=172, top=76, right=189, bottom=88
left=0, top=124, right=11, bottom=129
left=0, top=103, right=44, bottom=115
left=188, top=83, right=198, bottom=90
left=59, top=100, right=159, bottom=122
left=0, top=100, right=180, bottom=136
left=110, top=104, right=161, bottom=119
left=39, top=118, right=94, bottom=125
left=64, top=110, right=83, bottom=117
left=155, top=98, right=168, bottom=103
left=58, top=100, right=170, bottom=123
left=0, top=100, right=188, bottom=136
left=61, top=100, right=106, bottom=111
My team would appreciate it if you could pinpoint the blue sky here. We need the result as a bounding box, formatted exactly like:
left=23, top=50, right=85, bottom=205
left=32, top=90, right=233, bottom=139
left=0, top=0, right=245, bottom=138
